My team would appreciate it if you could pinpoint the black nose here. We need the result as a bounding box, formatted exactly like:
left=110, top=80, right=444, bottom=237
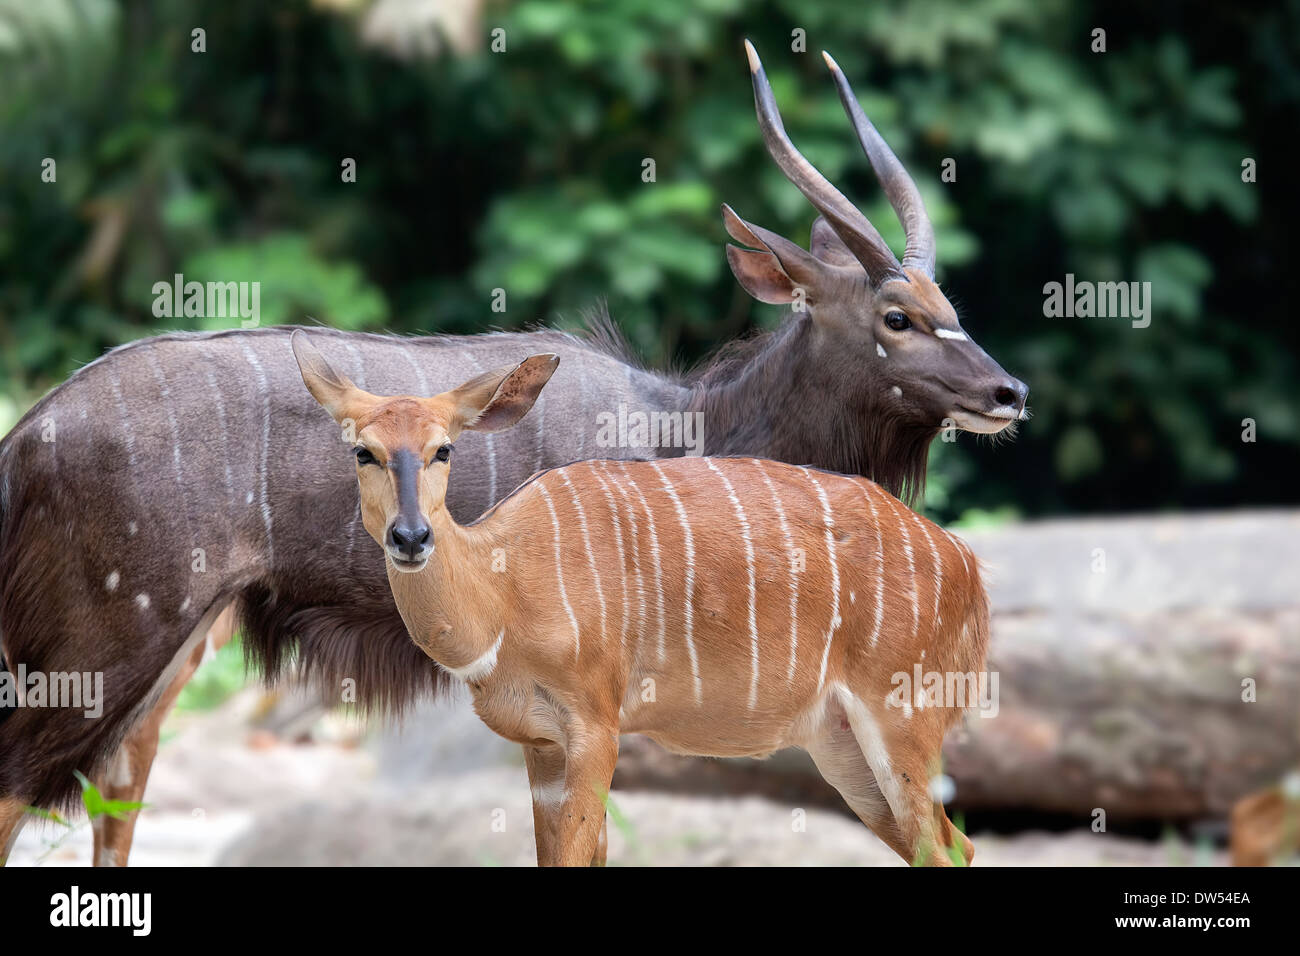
left=993, top=379, right=1028, bottom=411
left=389, top=522, right=430, bottom=558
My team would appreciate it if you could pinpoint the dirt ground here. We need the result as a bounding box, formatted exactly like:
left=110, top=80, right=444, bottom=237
left=8, top=689, right=1226, bottom=867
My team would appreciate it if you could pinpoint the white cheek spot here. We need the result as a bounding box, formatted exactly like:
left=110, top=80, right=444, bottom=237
left=135, top=593, right=151, bottom=611
left=180, top=597, right=192, bottom=613
left=105, top=570, right=120, bottom=592
left=246, top=491, right=254, bottom=504
left=891, top=386, right=903, bottom=399
left=935, top=328, right=968, bottom=341
left=128, top=521, right=138, bottom=536
left=876, top=343, right=887, bottom=359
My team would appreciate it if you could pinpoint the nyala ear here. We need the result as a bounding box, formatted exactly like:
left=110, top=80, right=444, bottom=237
left=448, top=353, right=560, bottom=435
left=722, top=204, right=825, bottom=305
left=291, top=331, right=366, bottom=423
left=809, top=215, right=861, bottom=269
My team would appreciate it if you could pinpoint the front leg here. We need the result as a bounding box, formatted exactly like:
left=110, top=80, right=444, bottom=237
left=523, top=743, right=566, bottom=866
left=524, top=742, right=611, bottom=866
left=552, top=727, right=620, bottom=867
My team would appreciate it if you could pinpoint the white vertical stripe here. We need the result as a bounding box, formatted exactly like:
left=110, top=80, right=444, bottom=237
left=754, top=461, right=801, bottom=682
left=202, top=365, right=237, bottom=510
left=106, top=370, right=137, bottom=465
left=341, top=339, right=368, bottom=388
left=859, top=483, right=887, bottom=647
left=707, top=460, right=760, bottom=709
left=613, top=463, right=665, bottom=665
left=911, top=511, right=944, bottom=627
left=558, top=471, right=607, bottom=648
left=882, top=493, right=918, bottom=643
left=237, top=341, right=275, bottom=564
left=605, top=463, right=650, bottom=658
left=588, top=463, right=630, bottom=653
left=650, top=461, right=702, bottom=704
left=461, top=354, right=498, bottom=508
left=537, top=482, right=581, bottom=657
left=805, top=471, right=842, bottom=692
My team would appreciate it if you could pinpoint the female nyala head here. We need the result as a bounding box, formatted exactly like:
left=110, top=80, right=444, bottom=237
left=292, top=331, right=559, bottom=572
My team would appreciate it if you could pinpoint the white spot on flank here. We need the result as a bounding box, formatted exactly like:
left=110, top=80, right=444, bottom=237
left=754, top=462, right=800, bottom=682
left=805, top=470, right=842, bottom=691
left=537, top=482, right=582, bottom=658
left=650, top=462, right=702, bottom=704
left=707, top=460, right=759, bottom=709
left=135, top=593, right=150, bottom=610
left=935, top=328, right=968, bottom=341
left=105, top=570, right=120, bottom=592
left=877, top=343, right=887, bottom=359
left=445, top=630, right=505, bottom=683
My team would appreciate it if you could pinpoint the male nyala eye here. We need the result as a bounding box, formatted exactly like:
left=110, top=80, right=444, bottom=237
left=354, top=447, right=377, bottom=466
left=885, top=311, right=912, bottom=332
left=433, top=444, right=452, bottom=464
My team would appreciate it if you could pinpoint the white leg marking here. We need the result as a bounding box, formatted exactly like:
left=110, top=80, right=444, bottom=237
left=445, top=630, right=505, bottom=683
left=838, top=688, right=910, bottom=826
left=558, top=471, right=607, bottom=649
left=109, top=747, right=133, bottom=788
left=649, top=462, right=702, bottom=704
left=754, top=462, right=800, bottom=682
left=707, top=461, right=759, bottom=709
left=537, top=482, right=582, bottom=658
left=805, top=471, right=842, bottom=692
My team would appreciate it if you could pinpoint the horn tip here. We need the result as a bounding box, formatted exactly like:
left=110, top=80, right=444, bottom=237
left=822, top=50, right=840, bottom=72
left=743, top=38, right=760, bottom=73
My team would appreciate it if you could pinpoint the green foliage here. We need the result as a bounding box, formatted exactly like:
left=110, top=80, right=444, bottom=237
left=0, top=0, right=1295, bottom=519
left=174, top=634, right=249, bottom=713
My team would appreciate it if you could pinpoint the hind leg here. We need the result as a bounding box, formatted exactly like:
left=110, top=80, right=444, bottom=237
left=92, top=606, right=236, bottom=867
left=806, top=710, right=913, bottom=861
left=838, top=697, right=962, bottom=866
left=1, top=796, right=28, bottom=865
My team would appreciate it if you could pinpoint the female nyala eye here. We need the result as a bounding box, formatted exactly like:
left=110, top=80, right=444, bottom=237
left=885, top=310, right=912, bottom=332
left=354, top=447, right=377, bottom=466
left=433, top=444, right=452, bottom=464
